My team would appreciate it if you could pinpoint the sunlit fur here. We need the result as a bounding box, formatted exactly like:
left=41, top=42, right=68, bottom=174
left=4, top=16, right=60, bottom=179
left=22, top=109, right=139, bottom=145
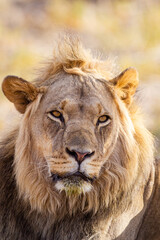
left=12, top=36, right=154, bottom=219
left=35, top=35, right=118, bottom=86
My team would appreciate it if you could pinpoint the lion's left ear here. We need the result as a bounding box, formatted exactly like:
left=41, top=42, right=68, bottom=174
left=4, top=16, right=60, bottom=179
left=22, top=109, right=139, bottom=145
left=110, top=67, right=139, bottom=105
left=2, top=75, right=39, bottom=113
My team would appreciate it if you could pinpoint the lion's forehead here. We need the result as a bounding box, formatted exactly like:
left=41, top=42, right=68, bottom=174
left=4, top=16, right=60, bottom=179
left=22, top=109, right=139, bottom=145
left=41, top=74, right=115, bottom=115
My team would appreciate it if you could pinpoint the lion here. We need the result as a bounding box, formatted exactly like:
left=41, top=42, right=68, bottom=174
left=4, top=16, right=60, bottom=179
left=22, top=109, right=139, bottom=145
left=0, top=36, right=159, bottom=240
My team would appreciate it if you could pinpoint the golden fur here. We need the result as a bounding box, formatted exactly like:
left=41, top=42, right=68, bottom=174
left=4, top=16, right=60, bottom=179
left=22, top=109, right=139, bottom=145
left=2, top=36, right=155, bottom=236
left=13, top=100, right=153, bottom=217
left=2, top=36, right=152, bottom=221
left=36, top=35, right=117, bottom=86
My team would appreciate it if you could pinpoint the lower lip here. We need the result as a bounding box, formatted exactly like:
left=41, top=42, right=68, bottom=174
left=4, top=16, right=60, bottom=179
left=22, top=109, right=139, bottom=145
left=51, top=172, right=93, bottom=182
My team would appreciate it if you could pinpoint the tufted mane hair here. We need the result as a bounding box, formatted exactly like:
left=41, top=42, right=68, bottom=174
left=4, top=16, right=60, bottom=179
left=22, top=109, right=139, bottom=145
left=35, top=35, right=117, bottom=86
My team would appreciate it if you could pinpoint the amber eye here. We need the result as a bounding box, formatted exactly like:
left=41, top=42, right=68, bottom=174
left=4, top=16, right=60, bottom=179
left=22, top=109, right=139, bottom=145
left=50, top=110, right=61, bottom=118
left=48, top=110, right=64, bottom=123
left=98, top=115, right=110, bottom=124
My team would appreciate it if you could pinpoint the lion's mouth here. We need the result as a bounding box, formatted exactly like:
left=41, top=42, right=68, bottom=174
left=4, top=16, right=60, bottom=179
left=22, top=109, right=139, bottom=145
left=51, top=171, right=94, bottom=183
left=52, top=171, right=95, bottom=195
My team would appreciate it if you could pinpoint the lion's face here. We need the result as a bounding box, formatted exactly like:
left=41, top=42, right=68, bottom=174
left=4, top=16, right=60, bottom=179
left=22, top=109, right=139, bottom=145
left=30, top=74, right=118, bottom=194
left=2, top=65, right=139, bottom=214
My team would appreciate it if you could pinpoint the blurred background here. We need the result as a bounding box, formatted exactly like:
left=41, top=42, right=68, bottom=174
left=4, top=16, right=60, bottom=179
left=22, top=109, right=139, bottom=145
left=0, top=0, right=160, bottom=156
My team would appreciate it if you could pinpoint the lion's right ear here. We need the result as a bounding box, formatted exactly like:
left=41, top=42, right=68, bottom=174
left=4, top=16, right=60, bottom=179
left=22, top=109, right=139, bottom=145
left=110, top=68, right=139, bottom=105
left=2, top=75, right=39, bottom=113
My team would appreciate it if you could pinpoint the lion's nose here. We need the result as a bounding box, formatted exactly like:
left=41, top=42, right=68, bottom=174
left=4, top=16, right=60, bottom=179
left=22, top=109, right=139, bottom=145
left=66, top=148, right=95, bottom=163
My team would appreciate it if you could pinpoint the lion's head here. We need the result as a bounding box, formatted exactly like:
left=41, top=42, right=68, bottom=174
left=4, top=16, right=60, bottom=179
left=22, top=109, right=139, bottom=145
left=2, top=36, right=154, bottom=218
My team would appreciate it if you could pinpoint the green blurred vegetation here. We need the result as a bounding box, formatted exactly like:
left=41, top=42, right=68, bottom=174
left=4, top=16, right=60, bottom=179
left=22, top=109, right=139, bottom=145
left=0, top=0, right=160, bottom=154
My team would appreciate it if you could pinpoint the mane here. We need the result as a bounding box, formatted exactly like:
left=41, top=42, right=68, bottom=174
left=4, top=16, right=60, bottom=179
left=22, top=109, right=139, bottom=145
left=35, top=35, right=118, bottom=86
left=11, top=97, right=154, bottom=219
left=1, top=36, right=155, bottom=220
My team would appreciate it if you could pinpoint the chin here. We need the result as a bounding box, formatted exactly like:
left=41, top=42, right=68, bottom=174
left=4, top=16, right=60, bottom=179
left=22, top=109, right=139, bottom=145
left=55, top=176, right=92, bottom=196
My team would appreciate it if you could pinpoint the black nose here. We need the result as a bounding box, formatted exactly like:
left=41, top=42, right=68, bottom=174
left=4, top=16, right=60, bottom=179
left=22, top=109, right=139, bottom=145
left=66, top=148, right=95, bottom=163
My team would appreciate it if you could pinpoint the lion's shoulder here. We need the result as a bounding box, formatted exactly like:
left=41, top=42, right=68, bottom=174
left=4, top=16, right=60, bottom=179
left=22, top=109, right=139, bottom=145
left=155, top=158, right=160, bottom=183
left=0, top=132, right=36, bottom=239
left=136, top=158, right=160, bottom=240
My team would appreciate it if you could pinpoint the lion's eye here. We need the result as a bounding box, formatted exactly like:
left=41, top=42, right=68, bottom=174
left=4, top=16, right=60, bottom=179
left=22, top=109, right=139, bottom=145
left=48, top=110, right=64, bottom=122
left=98, top=115, right=111, bottom=124
left=50, top=110, right=62, bottom=118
